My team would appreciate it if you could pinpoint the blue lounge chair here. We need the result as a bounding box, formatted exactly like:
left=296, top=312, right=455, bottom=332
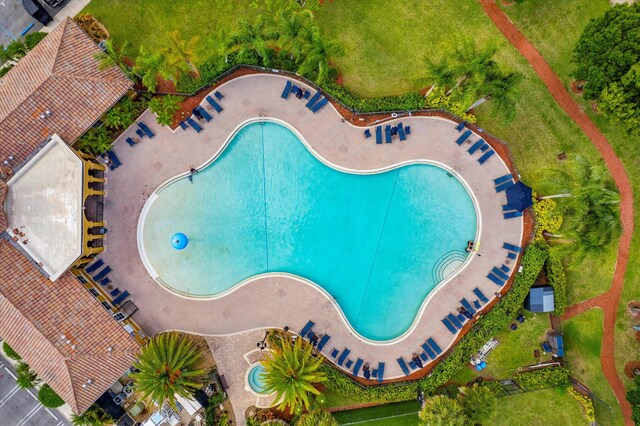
left=179, top=121, right=189, bottom=131
left=135, top=129, right=145, bottom=139
left=460, top=298, right=476, bottom=315
left=291, top=84, right=299, bottom=94
left=281, top=81, right=292, bottom=99
left=299, top=320, right=314, bottom=337
left=214, top=91, right=224, bottom=101
left=85, top=259, right=104, bottom=274
left=468, top=139, right=485, bottom=154
left=447, top=313, right=462, bottom=329
left=502, top=204, right=516, bottom=211
left=541, top=341, right=552, bottom=353
left=500, top=264, right=510, bottom=273
left=496, top=181, right=515, bottom=192
left=405, top=126, right=411, bottom=135
left=504, top=210, right=523, bottom=219
left=376, top=126, right=382, bottom=144
left=377, top=362, right=384, bottom=383
left=409, top=360, right=418, bottom=370
left=352, top=358, right=363, bottom=377
left=441, top=318, right=457, bottom=334
left=110, top=288, right=121, bottom=296
left=457, top=313, right=467, bottom=323
left=397, top=358, right=411, bottom=376
left=364, top=129, right=371, bottom=138
left=93, top=265, right=112, bottom=282
left=197, top=106, right=213, bottom=122
left=303, top=90, right=310, bottom=99
left=473, top=287, right=489, bottom=304
left=421, top=342, right=436, bottom=359
left=310, top=97, right=328, bottom=113
left=106, top=150, right=122, bottom=170
left=138, top=122, right=154, bottom=138
left=364, top=368, right=371, bottom=380
left=398, top=123, right=406, bottom=141
left=112, top=290, right=129, bottom=306
left=337, top=348, right=350, bottom=366
left=306, top=330, right=316, bottom=341
left=492, top=267, right=510, bottom=281
left=487, top=272, right=505, bottom=286
left=455, top=129, right=472, bottom=145
left=317, top=334, right=330, bottom=351
left=473, top=300, right=482, bottom=310
left=125, top=137, right=137, bottom=147
left=455, top=122, right=465, bottom=132
left=503, top=242, right=522, bottom=252
left=507, top=252, right=518, bottom=260
left=427, top=338, right=442, bottom=355
left=478, top=150, right=495, bottom=164
left=306, top=91, right=322, bottom=109
left=494, top=174, right=513, bottom=185
left=99, top=277, right=111, bottom=286
left=186, top=117, right=203, bottom=133
left=205, top=96, right=223, bottom=113
left=384, top=126, right=392, bottom=143
left=330, top=348, right=339, bottom=358
left=420, top=352, right=428, bottom=362
left=345, top=360, right=353, bottom=369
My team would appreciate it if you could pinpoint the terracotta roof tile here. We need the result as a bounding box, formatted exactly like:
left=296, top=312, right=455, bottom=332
left=0, top=237, right=140, bottom=413
left=0, top=18, right=132, bottom=176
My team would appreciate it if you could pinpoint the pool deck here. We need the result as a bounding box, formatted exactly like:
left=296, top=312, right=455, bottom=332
left=99, top=73, right=523, bottom=412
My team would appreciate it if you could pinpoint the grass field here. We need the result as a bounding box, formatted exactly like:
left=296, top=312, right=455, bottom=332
left=332, top=401, right=420, bottom=425
left=562, top=308, right=623, bottom=424
left=488, top=388, right=587, bottom=426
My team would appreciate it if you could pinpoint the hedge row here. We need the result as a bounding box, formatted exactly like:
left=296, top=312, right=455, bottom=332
left=513, top=366, right=571, bottom=390
left=2, top=342, right=21, bottom=361
left=545, top=253, right=567, bottom=316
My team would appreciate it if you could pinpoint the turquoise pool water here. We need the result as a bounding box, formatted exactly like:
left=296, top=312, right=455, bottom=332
left=248, top=364, right=268, bottom=394
left=141, top=121, right=477, bottom=340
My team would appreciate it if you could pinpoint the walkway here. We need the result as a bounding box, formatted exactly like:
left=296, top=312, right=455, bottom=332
left=479, top=1, right=635, bottom=423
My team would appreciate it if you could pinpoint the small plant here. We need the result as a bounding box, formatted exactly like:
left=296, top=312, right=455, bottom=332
left=24, top=32, right=47, bottom=50
left=2, top=342, right=21, bottom=360
left=567, top=386, right=595, bottom=423
left=38, top=384, right=64, bottom=408
left=16, top=362, right=39, bottom=388
left=148, top=95, right=184, bottom=126
left=103, top=97, right=138, bottom=130
left=74, top=14, right=109, bottom=44
left=296, top=409, right=338, bottom=426
left=71, top=405, right=112, bottom=426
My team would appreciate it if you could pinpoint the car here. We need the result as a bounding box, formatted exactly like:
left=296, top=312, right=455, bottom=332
left=41, top=0, right=63, bottom=7
left=21, top=0, right=52, bottom=25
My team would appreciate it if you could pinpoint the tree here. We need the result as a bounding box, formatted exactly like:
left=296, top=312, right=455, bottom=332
left=458, top=384, right=497, bottom=424
left=296, top=409, right=338, bottom=426
left=163, top=31, right=201, bottom=78
left=3, top=39, right=27, bottom=63
left=418, top=395, right=467, bottom=426
left=276, top=8, right=314, bottom=61
left=540, top=156, right=621, bottom=262
left=148, top=95, right=184, bottom=126
left=38, top=384, right=64, bottom=408
left=261, top=331, right=327, bottom=412
left=16, top=362, right=39, bottom=389
left=76, top=127, right=111, bottom=156
left=130, top=332, right=208, bottom=408
left=103, top=97, right=137, bottom=130
left=93, top=39, right=131, bottom=76
left=71, top=405, right=112, bottom=426
left=597, top=63, right=640, bottom=136
left=227, top=17, right=275, bottom=66
left=422, top=56, right=457, bottom=98
left=297, top=25, right=343, bottom=85
left=133, top=46, right=177, bottom=93
left=573, top=4, right=640, bottom=100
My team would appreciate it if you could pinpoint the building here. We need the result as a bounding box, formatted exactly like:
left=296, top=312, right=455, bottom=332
left=524, top=285, right=555, bottom=313
left=0, top=18, right=144, bottom=414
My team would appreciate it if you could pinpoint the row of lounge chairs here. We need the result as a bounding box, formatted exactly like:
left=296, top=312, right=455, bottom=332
left=298, top=320, right=384, bottom=382
left=493, top=174, right=515, bottom=192
left=396, top=337, right=443, bottom=376
left=105, top=149, right=122, bottom=171
left=366, top=123, right=411, bottom=144
left=503, top=242, right=522, bottom=261
left=85, top=259, right=130, bottom=306
left=180, top=92, right=224, bottom=133
left=133, top=121, right=155, bottom=140
left=440, top=287, right=488, bottom=335
left=281, top=81, right=329, bottom=113
left=455, top=123, right=495, bottom=165
left=486, top=262, right=513, bottom=287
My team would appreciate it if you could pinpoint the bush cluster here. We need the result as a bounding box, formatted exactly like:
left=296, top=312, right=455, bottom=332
left=2, top=342, right=21, bottom=361
left=545, top=253, right=567, bottom=316
left=532, top=197, right=562, bottom=241
left=74, top=14, right=109, bottom=44
left=513, top=366, right=571, bottom=390
left=626, top=376, right=640, bottom=425
left=38, top=384, right=64, bottom=408
left=567, top=386, right=596, bottom=423
left=323, top=82, right=426, bottom=113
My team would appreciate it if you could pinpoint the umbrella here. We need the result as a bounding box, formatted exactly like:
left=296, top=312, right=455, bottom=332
left=505, top=181, right=533, bottom=212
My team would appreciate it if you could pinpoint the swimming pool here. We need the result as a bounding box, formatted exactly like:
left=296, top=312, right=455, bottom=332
left=247, top=364, right=268, bottom=395
left=140, top=121, right=477, bottom=341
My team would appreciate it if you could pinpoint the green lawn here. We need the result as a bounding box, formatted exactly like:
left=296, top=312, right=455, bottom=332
left=562, top=308, right=623, bottom=425
left=488, top=388, right=587, bottom=426
left=332, top=401, right=420, bottom=425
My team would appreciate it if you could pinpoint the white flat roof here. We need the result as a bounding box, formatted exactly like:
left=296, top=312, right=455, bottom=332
left=4, top=134, right=83, bottom=280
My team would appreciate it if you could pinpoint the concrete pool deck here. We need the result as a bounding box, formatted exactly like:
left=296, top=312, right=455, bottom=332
left=99, top=73, right=523, bottom=388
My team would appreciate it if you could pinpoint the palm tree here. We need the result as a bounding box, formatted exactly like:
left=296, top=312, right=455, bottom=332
left=16, top=362, right=39, bottom=389
left=71, top=406, right=111, bottom=426
left=296, top=409, right=338, bottom=426
left=276, top=8, right=314, bottom=61
left=163, top=31, right=201, bottom=78
left=540, top=156, right=621, bottom=260
left=465, top=67, right=522, bottom=121
left=446, top=38, right=498, bottom=95
left=418, top=395, right=467, bottom=426
left=93, top=39, right=131, bottom=76
left=423, top=56, right=457, bottom=98
left=458, top=384, right=497, bottom=424
left=227, top=17, right=274, bottom=66
left=297, top=25, right=343, bottom=85
left=133, top=47, right=177, bottom=93
left=130, top=332, right=209, bottom=408
left=261, top=331, right=327, bottom=412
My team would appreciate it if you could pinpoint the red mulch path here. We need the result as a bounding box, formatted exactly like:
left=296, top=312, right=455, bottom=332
left=479, top=1, right=635, bottom=423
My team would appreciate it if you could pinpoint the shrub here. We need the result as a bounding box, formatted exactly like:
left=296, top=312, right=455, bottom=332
left=567, top=386, right=595, bottom=423
left=2, top=342, right=21, bottom=360
left=424, top=87, right=476, bottom=123
left=209, top=392, right=226, bottom=406
left=16, top=362, right=38, bottom=388
left=0, top=65, right=13, bottom=78
left=532, top=197, right=562, bottom=241
left=38, top=384, right=64, bottom=408
left=545, top=252, right=567, bottom=316
left=323, top=82, right=427, bottom=113
left=24, top=32, right=47, bottom=50
left=513, top=366, right=571, bottom=390
left=148, top=95, right=184, bottom=126
left=74, top=14, right=109, bottom=44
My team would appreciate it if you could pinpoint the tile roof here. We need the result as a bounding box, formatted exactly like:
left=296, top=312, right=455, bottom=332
left=0, top=18, right=132, bottom=177
left=0, top=181, right=7, bottom=230
left=0, top=237, right=140, bottom=413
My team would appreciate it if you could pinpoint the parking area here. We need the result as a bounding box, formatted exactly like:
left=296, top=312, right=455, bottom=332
left=0, top=357, right=69, bottom=426
left=0, top=0, right=66, bottom=45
